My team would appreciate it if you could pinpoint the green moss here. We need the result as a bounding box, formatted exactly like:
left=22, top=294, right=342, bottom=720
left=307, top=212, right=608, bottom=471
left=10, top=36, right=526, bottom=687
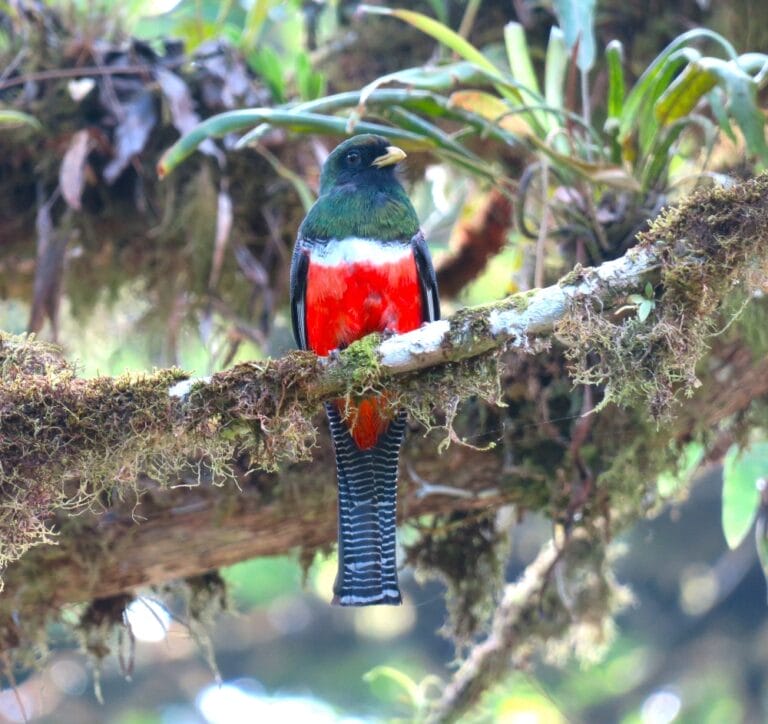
left=406, top=512, right=509, bottom=650
left=339, top=333, right=384, bottom=392
left=509, top=287, right=539, bottom=309
left=558, top=263, right=586, bottom=288
left=1, top=175, right=766, bottom=678
left=0, top=334, right=325, bottom=579
left=556, top=174, right=768, bottom=418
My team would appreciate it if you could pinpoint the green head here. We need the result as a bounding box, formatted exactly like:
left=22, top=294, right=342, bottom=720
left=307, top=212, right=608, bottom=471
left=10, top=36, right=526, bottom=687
left=318, top=134, right=407, bottom=195
left=300, top=135, right=419, bottom=241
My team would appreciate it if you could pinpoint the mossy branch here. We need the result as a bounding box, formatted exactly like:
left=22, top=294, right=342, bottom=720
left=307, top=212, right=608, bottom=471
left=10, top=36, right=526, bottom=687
left=427, top=523, right=630, bottom=723
left=1, top=174, right=768, bottom=581
left=175, top=172, right=768, bottom=406
left=0, top=171, right=763, bottom=698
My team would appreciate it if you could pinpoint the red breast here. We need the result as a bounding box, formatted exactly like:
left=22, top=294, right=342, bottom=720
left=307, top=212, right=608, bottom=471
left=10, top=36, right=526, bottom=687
left=305, top=239, right=424, bottom=448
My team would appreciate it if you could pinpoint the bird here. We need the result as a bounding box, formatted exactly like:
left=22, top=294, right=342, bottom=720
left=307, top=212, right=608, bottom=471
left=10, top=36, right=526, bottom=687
left=290, top=134, right=440, bottom=606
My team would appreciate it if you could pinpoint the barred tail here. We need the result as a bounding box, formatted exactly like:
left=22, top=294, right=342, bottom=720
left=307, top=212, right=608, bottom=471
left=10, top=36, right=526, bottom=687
left=325, top=402, right=406, bottom=606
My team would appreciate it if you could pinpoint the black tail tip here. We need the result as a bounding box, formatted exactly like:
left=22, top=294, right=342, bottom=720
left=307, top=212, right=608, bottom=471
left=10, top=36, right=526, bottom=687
left=331, top=589, right=403, bottom=607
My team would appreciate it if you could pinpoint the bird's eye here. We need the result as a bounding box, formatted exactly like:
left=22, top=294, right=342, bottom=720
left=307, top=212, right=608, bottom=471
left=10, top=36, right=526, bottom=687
left=346, top=150, right=362, bottom=166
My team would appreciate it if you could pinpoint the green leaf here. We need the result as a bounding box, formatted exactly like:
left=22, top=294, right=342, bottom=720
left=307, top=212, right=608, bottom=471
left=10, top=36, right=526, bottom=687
left=637, top=119, right=685, bottom=191
left=722, top=441, right=768, bottom=549
left=358, top=5, right=501, bottom=78
left=654, top=60, right=718, bottom=126
left=235, top=87, right=525, bottom=177
left=0, top=109, right=42, bottom=130
left=544, top=26, right=568, bottom=113
left=364, top=666, right=420, bottom=710
left=249, top=46, right=286, bottom=103
left=380, top=105, right=476, bottom=157
left=636, top=47, right=702, bottom=156
left=503, top=21, right=555, bottom=133
left=504, top=22, right=541, bottom=97
left=706, top=58, right=768, bottom=162
left=552, top=0, right=596, bottom=72
left=618, top=28, right=738, bottom=152
left=708, top=87, right=736, bottom=142
left=605, top=40, right=625, bottom=122
left=358, top=62, right=490, bottom=108
left=158, top=109, right=434, bottom=177
left=637, top=300, right=653, bottom=322
left=644, top=281, right=654, bottom=297
left=294, top=88, right=449, bottom=119
left=381, top=105, right=502, bottom=182
left=295, top=51, right=326, bottom=101
left=657, top=442, right=704, bottom=497
left=357, top=5, right=543, bottom=131
left=241, top=0, right=271, bottom=49
left=735, top=52, right=768, bottom=76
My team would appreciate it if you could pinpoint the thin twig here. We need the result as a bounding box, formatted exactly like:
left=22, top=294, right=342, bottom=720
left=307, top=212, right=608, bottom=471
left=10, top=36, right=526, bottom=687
left=0, top=64, right=155, bottom=92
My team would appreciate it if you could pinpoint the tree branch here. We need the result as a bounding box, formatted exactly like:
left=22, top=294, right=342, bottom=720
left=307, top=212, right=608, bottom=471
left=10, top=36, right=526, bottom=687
left=427, top=523, right=627, bottom=723
left=0, top=172, right=767, bottom=665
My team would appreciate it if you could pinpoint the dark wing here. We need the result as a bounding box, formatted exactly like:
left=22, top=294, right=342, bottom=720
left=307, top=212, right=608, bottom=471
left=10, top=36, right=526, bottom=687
left=289, top=238, right=310, bottom=350
left=411, top=230, right=440, bottom=323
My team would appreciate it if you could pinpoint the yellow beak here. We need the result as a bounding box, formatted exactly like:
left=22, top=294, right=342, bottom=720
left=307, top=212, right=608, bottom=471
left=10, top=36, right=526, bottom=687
left=371, top=145, right=407, bottom=168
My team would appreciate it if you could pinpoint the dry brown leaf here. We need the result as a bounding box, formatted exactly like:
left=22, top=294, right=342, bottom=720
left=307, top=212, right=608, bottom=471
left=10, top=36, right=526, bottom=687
left=209, top=181, right=233, bottom=291
left=59, top=129, right=92, bottom=211
left=103, top=90, right=158, bottom=184
left=28, top=190, right=67, bottom=340
left=156, top=67, right=224, bottom=165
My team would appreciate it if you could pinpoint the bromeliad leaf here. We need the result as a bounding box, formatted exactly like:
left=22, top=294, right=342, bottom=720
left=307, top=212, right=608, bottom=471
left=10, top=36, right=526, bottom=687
left=504, top=22, right=542, bottom=98
left=654, top=60, right=718, bottom=126
left=504, top=22, right=552, bottom=133
left=449, top=90, right=534, bottom=136
left=703, top=57, right=768, bottom=162
left=636, top=47, right=702, bottom=157
left=527, top=135, right=641, bottom=191
left=358, top=5, right=501, bottom=79
left=158, top=109, right=433, bottom=177
left=618, top=28, right=738, bottom=152
left=545, top=27, right=569, bottom=114
left=708, top=87, right=737, bottom=143
left=552, top=0, right=597, bottom=72
left=358, top=4, right=539, bottom=123
left=722, top=441, right=768, bottom=549
left=605, top=40, right=625, bottom=123
left=0, top=109, right=42, bottom=130
left=358, top=62, right=490, bottom=109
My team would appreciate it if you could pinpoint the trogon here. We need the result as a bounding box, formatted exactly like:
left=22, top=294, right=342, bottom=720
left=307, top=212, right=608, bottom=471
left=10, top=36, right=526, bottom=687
left=290, top=134, right=440, bottom=606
